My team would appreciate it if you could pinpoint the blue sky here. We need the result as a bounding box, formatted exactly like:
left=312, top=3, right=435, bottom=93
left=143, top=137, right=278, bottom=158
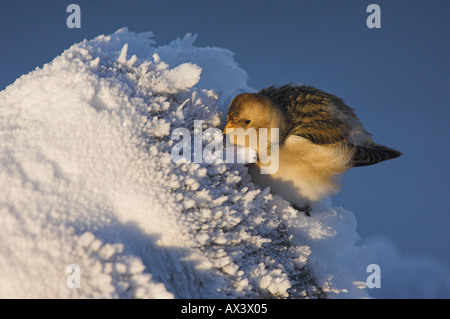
left=1, top=0, right=449, bottom=266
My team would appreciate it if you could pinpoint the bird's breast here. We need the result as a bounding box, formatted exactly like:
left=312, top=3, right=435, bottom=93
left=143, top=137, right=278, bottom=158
left=249, top=136, right=353, bottom=204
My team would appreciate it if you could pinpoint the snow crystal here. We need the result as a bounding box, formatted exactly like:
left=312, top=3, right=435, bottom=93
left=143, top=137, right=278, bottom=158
left=117, top=43, right=129, bottom=64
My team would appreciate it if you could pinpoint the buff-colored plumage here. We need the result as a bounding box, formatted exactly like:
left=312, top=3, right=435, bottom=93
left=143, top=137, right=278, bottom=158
left=224, top=84, right=401, bottom=215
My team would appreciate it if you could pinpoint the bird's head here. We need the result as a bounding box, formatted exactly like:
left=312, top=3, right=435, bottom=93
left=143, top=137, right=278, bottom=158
left=223, top=93, right=287, bottom=152
left=224, top=93, right=287, bottom=132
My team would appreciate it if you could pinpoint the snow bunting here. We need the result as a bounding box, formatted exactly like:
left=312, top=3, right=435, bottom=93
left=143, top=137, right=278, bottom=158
left=224, top=85, right=401, bottom=215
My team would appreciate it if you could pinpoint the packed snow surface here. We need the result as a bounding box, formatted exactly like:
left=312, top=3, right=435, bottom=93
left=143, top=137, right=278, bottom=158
left=1, top=28, right=448, bottom=298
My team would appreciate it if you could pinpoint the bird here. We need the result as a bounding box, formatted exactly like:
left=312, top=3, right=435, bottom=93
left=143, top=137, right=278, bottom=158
left=223, top=84, right=401, bottom=216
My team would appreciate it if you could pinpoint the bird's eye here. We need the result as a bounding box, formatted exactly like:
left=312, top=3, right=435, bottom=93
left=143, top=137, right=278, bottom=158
left=244, top=119, right=251, bottom=125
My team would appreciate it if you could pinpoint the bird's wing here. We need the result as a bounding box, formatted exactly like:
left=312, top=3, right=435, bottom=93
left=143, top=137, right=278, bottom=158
left=259, top=85, right=401, bottom=166
left=259, top=85, right=358, bottom=145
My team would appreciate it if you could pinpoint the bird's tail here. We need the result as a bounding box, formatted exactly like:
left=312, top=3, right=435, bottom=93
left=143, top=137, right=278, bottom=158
left=351, top=144, right=402, bottom=167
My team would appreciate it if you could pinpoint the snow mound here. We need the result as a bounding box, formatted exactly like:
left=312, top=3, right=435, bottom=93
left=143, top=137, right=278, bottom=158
left=0, top=28, right=372, bottom=298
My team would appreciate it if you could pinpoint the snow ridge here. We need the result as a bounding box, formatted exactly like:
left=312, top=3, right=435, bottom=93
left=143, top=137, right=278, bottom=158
left=0, top=28, right=372, bottom=298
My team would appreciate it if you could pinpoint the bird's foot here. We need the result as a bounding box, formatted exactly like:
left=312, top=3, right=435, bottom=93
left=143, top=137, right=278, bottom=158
left=292, top=203, right=311, bottom=217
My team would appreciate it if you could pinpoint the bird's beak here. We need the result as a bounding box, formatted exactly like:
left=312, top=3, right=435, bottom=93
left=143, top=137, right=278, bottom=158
left=223, top=122, right=236, bottom=135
